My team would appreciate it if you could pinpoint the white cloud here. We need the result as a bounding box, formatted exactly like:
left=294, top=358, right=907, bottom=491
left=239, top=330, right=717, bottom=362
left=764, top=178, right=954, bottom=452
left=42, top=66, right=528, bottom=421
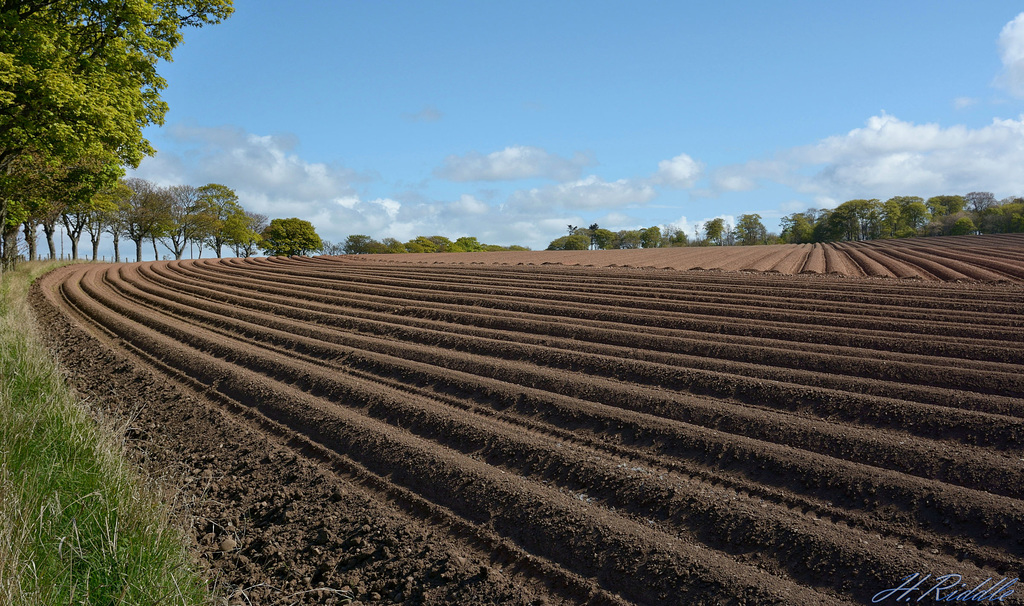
left=506, top=175, right=657, bottom=212
left=711, top=113, right=1024, bottom=200
left=435, top=145, right=593, bottom=182
left=794, top=113, right=1024, bottom=196
left=996, top=13, right=1024, bottom=98
left=953, top=96, right=978, bottom=110
left=447, top=194, right=490, bottom=215
left=653, top=153, right=704, bottom=188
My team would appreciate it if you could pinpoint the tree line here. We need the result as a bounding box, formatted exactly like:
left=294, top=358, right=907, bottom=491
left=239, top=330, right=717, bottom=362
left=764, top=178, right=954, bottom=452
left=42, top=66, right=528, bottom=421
left=779, top=193, right=1024, bottom=244
left=547, top=193, right=1024, bottom=251
left=333, top=234, right=530, bottom=255
left=0, top=173, right=329, bottom=267
left=1, top=0, right=234, bottom=276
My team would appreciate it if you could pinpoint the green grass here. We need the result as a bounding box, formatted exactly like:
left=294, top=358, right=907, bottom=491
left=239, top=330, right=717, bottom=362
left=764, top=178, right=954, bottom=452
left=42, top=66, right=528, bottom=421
left=0, top=261, right=209, bottom=605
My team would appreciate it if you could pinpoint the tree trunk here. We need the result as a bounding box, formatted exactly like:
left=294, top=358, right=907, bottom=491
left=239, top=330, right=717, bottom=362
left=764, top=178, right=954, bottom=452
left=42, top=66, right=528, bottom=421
left=135, top=238, right=143, bottom=263
left=152, top=237, right=159, bottom=261
left=42, top=221, right=57, bottom=260
left=22, top=221, right=37, bottom=261
left=112, top=233, right=120, bottom=263
left=70, top=233, right=80, bottom=260
left=91, top=234, right=100, bottom=261
left=2, top=223, right=20, bottom=270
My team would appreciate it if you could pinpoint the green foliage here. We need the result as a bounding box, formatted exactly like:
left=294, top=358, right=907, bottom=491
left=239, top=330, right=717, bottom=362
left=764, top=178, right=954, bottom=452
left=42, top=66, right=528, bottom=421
left=661, top=226, right=688, bottom=247
left=343, top=234, right=374, bottom=254
left=450, top=236, right=484, bottom=252
left=224, top=211, right=266, bottom=257
left=949, top=216, right=976, bottom=236
left=733, top=214, right=767, bottom=245
left=780, top=212, right=815, bottom=244
left=1, top=261, right=208, bottom=605
left=0, top=1, right=233, bottom=174
left=592, top=228, right=617, bottom=250
left=260, top=217, right=322, bottom=256
left=547, top=234, right=590, bottom=250
left=640, top=226, right=662, bottom=248
left=196, top=183, right=242, bottom=257
left=926, top=195, right=965, bottom=218
left=703, top=218, right=726, bottom=245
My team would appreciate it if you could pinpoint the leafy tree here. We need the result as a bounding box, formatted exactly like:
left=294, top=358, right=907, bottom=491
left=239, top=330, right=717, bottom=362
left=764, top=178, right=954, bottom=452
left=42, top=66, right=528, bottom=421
left=450, top=236, right=484, bottom=252
left=196, top=183, right=242, bottom=257
left=661, top=226, right=689, bottom=247
left=640, top=226, right=662, bottom=248
left=780, top=212, right=815, bottom=244
left=703, top=218, right=726, bottom=245
left=343, top=234, right=375, bottom=254
left=381, top=237, right=407, bottom=253
left=616, top=230, right=643, bottom=249
left=978, top=199, right=1024, bottom=234
left=546, top=234, right=590, bottom=250
left=0, top=1, right=232, bottom=173
left=592, top=228, right=617, bottom=250
left=894, top=197, right=929, bottom=234
left=925, top=195, right=965, bottom=218
left=949, top=216, right=976, bottom=236
left=733, top=214, right=767, bottom=245
left=225, top=211, right=267, bottom=257
left=0, top=1, right=232, bottom=272
left=404, top=236, right=439, bottom=253
left=260, top=217, right=321, bottom=256
left=426, top=235, right=453, bottom=252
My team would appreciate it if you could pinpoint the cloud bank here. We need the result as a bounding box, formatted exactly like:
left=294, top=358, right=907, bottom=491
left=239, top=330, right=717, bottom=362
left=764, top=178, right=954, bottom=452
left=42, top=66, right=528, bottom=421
left=435, top=145, right=594, bottom=182
left=997, top=12, right=1024, bottom=98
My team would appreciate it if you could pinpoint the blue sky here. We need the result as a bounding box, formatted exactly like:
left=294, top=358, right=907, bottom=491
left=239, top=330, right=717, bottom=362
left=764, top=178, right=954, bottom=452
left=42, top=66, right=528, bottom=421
left=127, top=1, right=1024, bottom=252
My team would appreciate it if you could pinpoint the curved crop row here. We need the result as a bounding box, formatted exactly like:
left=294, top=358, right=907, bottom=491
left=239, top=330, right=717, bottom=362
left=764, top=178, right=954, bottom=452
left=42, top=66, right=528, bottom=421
left=31, top=257, right=1024, bottom=605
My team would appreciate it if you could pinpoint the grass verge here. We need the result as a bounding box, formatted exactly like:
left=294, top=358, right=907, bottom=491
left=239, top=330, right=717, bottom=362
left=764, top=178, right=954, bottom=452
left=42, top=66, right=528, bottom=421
left=0, top=261, right=209, bottom=605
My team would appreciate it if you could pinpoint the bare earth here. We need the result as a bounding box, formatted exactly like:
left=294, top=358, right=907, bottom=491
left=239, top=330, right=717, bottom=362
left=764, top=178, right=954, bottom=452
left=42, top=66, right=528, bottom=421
left=29, top=235, right=1024, bottom=605
left=364, top=234, right=1024, bottom=283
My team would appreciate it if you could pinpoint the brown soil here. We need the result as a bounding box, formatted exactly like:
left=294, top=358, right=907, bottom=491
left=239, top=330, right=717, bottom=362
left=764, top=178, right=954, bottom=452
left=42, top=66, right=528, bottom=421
left=361, top=234, right=1024, bottom=283
left=30, top=255, right=1024, bottom=605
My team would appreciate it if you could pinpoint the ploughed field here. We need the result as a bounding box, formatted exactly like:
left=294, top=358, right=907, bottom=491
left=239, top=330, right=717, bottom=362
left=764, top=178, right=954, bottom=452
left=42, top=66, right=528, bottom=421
left=30, top=253, right=1024, bottom=605
left=369, top=233, right=1024, bottom=283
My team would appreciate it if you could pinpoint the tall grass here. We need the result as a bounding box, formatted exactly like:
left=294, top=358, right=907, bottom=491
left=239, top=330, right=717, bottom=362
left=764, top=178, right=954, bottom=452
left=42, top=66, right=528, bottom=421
left=0, top=261, right=209, bottom=605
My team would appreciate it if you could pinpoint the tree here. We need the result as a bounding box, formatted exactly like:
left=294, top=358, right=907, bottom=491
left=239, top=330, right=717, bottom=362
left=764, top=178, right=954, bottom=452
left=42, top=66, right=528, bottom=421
left=925, top=195, right=965, bottom=218
left=661, top=226, right=689, bottom=247
left=196, top=183, right=242, bottom=257
left=0, top=1, right=232, bottom=173
left=733, top=214, right=767, bottom=246
left=949, top=216, right=976, bottom=236
left=404, top=236, right=439, bottom=253
left=640, top=226, right=662, bottom=248
left=161, top=185, right=211, bottom=259
left=343, top=234, right=375, bottom=254
left=592, top=228, right=617, bottom=250
left=703, top=218, right=726, bottom=245
left=224, top=210, right=266, bottom=257
left=964, top=192, right=996, bottom=214
left=780, top=212, right=815, bottom=244
left=616, top=230, right=643, bottom=249
left=121, top=178, right=172, bottom=262
left=546, top=234, right=590, bottom=250
left=0, top=1, right=232, bottom=274
left=260, top=218, right=321, bottom=256
left=450, top=236, right=484, bottom=252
